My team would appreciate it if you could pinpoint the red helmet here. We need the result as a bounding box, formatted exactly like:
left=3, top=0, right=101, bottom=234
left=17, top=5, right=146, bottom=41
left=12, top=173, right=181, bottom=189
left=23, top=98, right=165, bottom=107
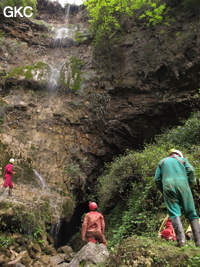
left=89, top=202, right=98, bottom=211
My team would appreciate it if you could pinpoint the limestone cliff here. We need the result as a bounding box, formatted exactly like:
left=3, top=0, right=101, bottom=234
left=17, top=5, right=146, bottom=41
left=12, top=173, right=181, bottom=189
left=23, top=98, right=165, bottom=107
left=0, top=1, right=199, bottom=204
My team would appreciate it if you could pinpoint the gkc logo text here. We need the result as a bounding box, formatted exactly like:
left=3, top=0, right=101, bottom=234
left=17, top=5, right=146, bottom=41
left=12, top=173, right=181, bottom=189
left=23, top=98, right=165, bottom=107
left=3, top=6, right=33, bottom=18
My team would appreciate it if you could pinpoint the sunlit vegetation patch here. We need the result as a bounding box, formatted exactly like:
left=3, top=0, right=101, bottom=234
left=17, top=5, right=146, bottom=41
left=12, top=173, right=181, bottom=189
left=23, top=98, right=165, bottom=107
left=84, top=0, right=200, bottom=47
left=84, top=0, right=171, bottom=43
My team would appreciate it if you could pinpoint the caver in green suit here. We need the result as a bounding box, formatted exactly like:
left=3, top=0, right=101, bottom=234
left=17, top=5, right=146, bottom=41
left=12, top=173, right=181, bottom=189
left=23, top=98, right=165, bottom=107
left=154, top=149, right=200, bottom=247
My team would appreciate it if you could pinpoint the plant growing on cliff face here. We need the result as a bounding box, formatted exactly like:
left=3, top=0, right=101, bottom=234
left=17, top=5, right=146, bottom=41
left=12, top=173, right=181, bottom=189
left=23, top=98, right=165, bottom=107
left=84, top=0, right=171, bottom=42
left=59, top=56, right=83, bottom=92
left=139, top=1, right=170, bottom=26
left=64, top=161, right=86, bottom=191
left=0, top=234, right=14, bottom=248
left=88, top=92, right=111, bottom=118
left=70, top=56, right=83, bottom=91
left=33, top=227, right=44, bottom=244
left=7, top=62, right=51, bottom=83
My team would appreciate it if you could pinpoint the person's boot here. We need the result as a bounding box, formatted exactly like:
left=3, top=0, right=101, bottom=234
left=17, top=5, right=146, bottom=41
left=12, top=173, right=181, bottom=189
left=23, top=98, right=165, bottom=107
left=0, top=187, right=5, bottom=196
left=171, top=216, right=186, bottom=247
left=8, top=188, right=12, bottom=196
left=190, top=219, right=200, bottom=247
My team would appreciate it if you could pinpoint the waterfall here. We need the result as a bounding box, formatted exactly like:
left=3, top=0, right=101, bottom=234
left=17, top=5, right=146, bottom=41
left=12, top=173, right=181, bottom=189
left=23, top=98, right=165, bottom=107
left=65, top=4, right=70, bottom=23
left=52, top=4, right=77, bottom=48
left=54, top=27, right=70, bottom=39
left=33, top=169, right=47, bottom=188
left=47, top=65, right=61, bottom=91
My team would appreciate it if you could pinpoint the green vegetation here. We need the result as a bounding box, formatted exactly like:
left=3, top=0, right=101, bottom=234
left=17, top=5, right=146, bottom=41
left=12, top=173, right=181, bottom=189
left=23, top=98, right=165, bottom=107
left=0, top=234, right=14, bottom=248
left=84, top=0, right=199, bottom=44
left=84, top=0, right=171, bottom=42
left=7, top=62, right=51, bottom=83
left=105, top=235, right=200, bottom=267
left=0, top=200, right=51, bottom=241
left=96, top=111, right=200, bottom=248
left=70, top=56, right=83, bottom=91
left=64, top=159, right=87, bottom=191
left=60, top=56, right=83, bottom=92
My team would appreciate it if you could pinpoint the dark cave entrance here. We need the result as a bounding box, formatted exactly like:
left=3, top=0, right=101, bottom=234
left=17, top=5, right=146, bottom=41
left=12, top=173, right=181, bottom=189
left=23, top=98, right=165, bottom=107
left=50, top=202, right=89, bottom=249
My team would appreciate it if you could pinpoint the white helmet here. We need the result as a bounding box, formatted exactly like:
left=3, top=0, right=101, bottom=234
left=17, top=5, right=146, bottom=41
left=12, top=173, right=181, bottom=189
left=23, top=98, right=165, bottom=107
left=169, top=149, right=183, bottom=158
left=9, top=158, right=15, bottom=163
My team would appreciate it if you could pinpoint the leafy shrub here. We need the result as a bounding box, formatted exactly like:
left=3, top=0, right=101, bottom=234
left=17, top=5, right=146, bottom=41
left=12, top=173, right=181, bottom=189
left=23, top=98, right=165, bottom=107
left=84, top=0, right=175, bottom=44
left=98, top=111, right=200, bottom=246
left=157, top=112, right=200, bottom=149
left=0, top=234, right=14, bottom=248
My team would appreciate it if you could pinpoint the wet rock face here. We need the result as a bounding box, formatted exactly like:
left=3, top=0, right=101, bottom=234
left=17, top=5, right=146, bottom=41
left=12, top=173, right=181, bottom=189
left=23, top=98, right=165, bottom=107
left=36, top=0, right=65, bottom=21
left=0, top=3, right=199, bottom=195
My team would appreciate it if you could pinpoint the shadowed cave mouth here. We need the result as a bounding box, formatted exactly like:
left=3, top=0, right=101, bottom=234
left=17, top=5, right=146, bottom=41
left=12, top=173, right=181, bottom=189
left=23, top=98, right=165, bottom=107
left=50, top=202, right=89, bottom=249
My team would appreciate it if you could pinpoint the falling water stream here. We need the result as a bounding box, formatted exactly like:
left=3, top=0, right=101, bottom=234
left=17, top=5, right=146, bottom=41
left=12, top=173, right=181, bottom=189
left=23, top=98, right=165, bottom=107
left=33, top=169, right=47, bottom=188
left=32, top=169, right=65, bottom=246
left=47, top=4, right=78, bottom=90
left=31, top=1, right=85, bottom=247
left=47, top=65, right=62, bottom=91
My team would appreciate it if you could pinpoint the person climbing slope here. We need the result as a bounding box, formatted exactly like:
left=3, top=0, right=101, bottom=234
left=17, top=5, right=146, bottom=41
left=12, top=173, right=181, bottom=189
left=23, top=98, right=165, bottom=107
left=82, top=202, right=107, bottom=246
left=0, top=158, right=16, bottom=196
left=154, top=149, right=200, bottom=247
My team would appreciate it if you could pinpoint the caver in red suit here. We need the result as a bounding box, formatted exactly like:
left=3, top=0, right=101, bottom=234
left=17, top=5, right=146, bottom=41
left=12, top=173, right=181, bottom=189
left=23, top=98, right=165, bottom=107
left=1, top=158, right=15, bottom=196
left=160, top=217, right=176, bottom=241
left=4, top=163, right=14, bottom=188
left=82, top=202, right=107, bottom=246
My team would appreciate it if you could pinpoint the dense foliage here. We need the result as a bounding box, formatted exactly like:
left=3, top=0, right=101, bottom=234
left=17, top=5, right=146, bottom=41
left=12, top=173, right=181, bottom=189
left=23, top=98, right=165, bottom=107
left=97, top=111, right=200, bottom=247
left=83, top=0, right=169, bottom=41
left=84, top=0, right=199, bottom=43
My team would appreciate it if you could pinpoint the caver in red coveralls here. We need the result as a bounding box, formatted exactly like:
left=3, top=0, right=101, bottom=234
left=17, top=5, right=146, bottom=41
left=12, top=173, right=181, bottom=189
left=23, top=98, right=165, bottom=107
left=1, top=158, right=15, bottom=196
left=4, top=163, right=14, bottom=188
left=160, top=217, right=176, bottom=241
left=82, top=202, right=107, bottom=246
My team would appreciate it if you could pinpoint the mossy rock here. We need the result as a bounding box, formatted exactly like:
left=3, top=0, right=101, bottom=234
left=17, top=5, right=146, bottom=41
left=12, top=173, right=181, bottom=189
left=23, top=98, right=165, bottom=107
left=59, top=56, right=83, bottom=91
left=7, top=62, right=51, bottom=83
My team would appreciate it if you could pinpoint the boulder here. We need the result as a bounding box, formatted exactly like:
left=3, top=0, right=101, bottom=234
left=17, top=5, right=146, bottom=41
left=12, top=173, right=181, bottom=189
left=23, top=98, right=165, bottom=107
left=39, top=254, right=51, bottom=264
left=68, top=243, right=109, bottom=267
left=31, top=240, right=42, bottom=253
left=49, top=254, right=66, bottom=265
left=0, top=253, right=9, bottom=265
left=57, top=245, right=73, bottom=255
left=7, top=251, right=33, bottom=266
